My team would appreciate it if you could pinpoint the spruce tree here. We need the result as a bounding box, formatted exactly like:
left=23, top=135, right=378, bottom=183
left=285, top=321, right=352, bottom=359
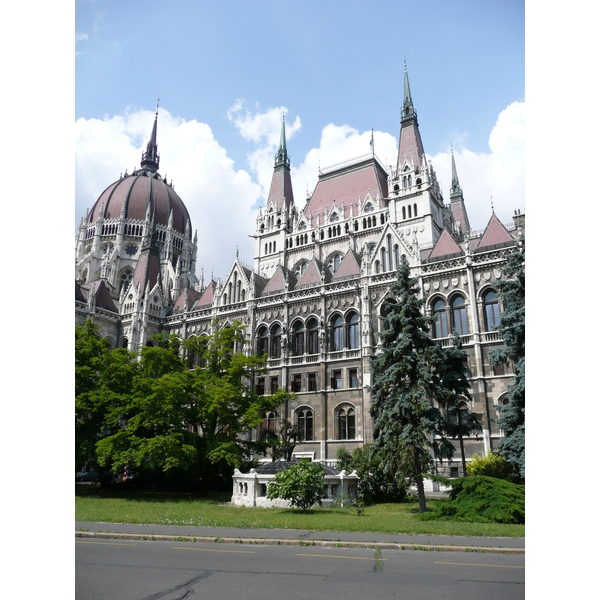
left=492, top=235, right=525, bottom=480
left=369, top=255, right=451, bottom=513
left=437, top=332, right=483, bottom=477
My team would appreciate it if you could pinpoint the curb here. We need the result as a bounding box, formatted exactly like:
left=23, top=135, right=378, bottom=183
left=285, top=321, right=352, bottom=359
left=75, top=531, right=524, bottom=555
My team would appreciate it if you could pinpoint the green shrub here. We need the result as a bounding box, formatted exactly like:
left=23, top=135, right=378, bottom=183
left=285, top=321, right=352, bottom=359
left=266, top=460, right=326, bottom=511
left=467, top=451, right=513, bottom=480
left=418, top=475, right=524, bottom=524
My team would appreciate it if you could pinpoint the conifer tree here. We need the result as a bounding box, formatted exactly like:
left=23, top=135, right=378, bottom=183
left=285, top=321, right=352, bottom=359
left=369, top=255, right=452, bottom=513
left=437, top=332, right=483, bottom=476
left=491, top=235, right=525, bottom=479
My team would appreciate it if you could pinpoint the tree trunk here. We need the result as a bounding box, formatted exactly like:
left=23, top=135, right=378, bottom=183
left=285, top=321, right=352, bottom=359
left=414, top=450, right=427, bottom=513
left=459, top=433, right=467, bottom=476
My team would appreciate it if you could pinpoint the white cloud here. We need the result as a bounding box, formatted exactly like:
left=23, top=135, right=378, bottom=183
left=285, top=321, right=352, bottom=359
left=429, top=101, right=525, bottom=232
left=75, top=108, right=262, bottom=281
left=227, top=101, right=302, bottom=203
left=76, top=101, right=524, bottom=284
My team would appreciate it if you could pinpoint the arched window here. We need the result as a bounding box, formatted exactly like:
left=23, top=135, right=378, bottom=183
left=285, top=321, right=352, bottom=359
left=331, top=315, right=344, bottom=351
left=375, top=260, right=380, bottom=274
left=348, top=312, right=360, bottom=349
left=261, top=412, right=276, bottom=441
left=408, top=205, right=412, bottom=218
left=484, top=290, right=501, bottom=331
left=381, top=248, right=387, bottom=271
left=258, top=326, right=269, bottom=357
left=118, top=267, right=134, bottom=295
left=273, top=241, right=276, bottom=252
left=337, top=406, right=356, bottom=440
left=307, top=318, right=319, bottom=354
left=402, top=206, right=406, bottom=220
left=297, top=409, right=314, bottom=441
left=295, top=261, right=308, bottom=278
left=328, top=254, right=342, bottom=274
left=413, top=203, right=418, bottom=217
left=293, top=321, right=304, bottom=356
left=120, top=338, right=129, bottom=348
left=408, top=175, right=412, bottom=187
left=451, top=296, right=468, bottom=335
left=394, top=245, right=400, bottom=270
left=271, top=325, right=282, bottom=358
left=403, top=176, right=407, bottom=188
left=433, top=299, right=448, bottom=338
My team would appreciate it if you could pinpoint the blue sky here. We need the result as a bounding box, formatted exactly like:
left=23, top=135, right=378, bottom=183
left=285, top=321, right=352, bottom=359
left=75, top=0, right=525, bottom=279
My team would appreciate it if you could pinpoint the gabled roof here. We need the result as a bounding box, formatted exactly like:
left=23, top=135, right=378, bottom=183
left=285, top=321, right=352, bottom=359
left=75, top=280, right=87, bottom=303
left=261, top=265, right=297, bottom=296
left=305, top=157, right=388, bottom=223
left=295, top=257, right=330, bottom=288
left=332, top=249, right=361, bottom=281
left=132, top=248, right=161, bottom=295
left=88, top=280, right=118, bottom=313
left=195, top=280, right=217, bottom=307
left=172, top=287, right=202, bottom=313
left=267, top=165, right=294, bottom=212
left=428, top=229, right=464, bottom=260
left=475, top=213, right=514, bottom=251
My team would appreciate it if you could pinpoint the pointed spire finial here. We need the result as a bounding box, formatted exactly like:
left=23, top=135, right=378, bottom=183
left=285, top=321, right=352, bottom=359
left=401, top=60, right=416, bottom=123
left=274, top=112, right=290, bottom=168
left=141, top=101, right=160, bottom=172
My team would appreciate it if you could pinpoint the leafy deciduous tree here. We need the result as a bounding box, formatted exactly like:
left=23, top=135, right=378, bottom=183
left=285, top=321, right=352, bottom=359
left=266, top=460, right=326, bottom=510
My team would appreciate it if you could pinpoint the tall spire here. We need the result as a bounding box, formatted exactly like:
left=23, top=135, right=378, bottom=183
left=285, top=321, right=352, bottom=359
left=274, top=114, right=290, bottom=168
left=401, top=60, right=417, bottom=124
left=141, top=99, right=160, bottom=172
left=449, top=146, right=471, bottom=234
left=396, top=61, right=426, bottom=173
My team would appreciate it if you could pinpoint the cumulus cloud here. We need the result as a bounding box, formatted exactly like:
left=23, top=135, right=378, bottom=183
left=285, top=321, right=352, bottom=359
left=429, top=101, right=525, bottom=232
left=227, top=101, right=302, bottom=203
left=75, top=108, right=262, bottom=280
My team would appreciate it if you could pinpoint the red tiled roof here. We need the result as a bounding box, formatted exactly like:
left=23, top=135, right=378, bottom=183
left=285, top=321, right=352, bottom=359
left=133, top=248, right=161, bottom=294
left=305, top=159, right=388, bottom=222
left=332, top=249, right=361, bottom=280
left=172, top=287, right=202, bottom=313
left=267, top=166, right=294, bottom=212
left=89, top=170, right=191, bottom=236
left=195, top=280, right=217, bottom=307
left=88, top=280, right=118, bottom=312
left=397, top=121, right=426, bottom=172
left=261, top=266, right=297, bottom=296
left=476, top=214, right=513, bottom=250
left=296, top=258, right=329, bottom=287
left=451, top=199, right=471, bottom=233
left=429, top=229, right=463, bottom=259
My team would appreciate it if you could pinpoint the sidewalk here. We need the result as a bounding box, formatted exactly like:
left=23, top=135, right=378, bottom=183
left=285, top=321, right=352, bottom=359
left=75, top=521, right=524, bottom=554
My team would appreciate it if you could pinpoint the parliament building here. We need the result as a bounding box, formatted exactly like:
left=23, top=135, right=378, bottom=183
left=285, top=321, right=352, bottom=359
left=75, top=67, right=524, bottom=476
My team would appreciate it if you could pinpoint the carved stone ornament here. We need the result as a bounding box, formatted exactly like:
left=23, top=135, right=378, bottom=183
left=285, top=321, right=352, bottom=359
left=451, top=277, right=458, bottom=287
left=424, top=282, right=430, bottom=292
left=475, top=273, right=481, bottom=282
left=405, top=227, right=411, bottom=235
left=483, top=271, right=491, bottom=281
left=462, top=275, right=468, bottom=285
left=443, top=279, right=449, bottom=289
left=494, top=268, right=502, bottom=280
left=419, top=224, right=424, bottom=232
left=433, top=281, right=440, bottom=290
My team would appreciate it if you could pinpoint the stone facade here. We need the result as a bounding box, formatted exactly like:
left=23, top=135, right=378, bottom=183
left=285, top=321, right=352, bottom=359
left=76, top=67, right=524, bottom=477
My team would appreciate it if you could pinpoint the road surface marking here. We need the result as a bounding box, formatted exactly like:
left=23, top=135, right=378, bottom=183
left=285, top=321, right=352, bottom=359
left=297, top=553, right=387, bottom=561
left=76, top=541, right=136, bottom=547
left=172, top=547, right=255, bottom=554
left=435, top=561, right=524, bottom=569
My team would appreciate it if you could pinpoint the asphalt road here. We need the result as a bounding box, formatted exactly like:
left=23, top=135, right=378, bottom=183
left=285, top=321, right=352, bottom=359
left=76, top=538, right=525, bottom=600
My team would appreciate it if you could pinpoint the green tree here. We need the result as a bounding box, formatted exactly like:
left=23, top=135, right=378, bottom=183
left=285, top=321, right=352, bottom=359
left=491, top=235, right=525, bottom=480
left=467, top=451, right=513, bottom=480
left=266, top=460, right=326, bottom=510
left=75, top=320, right=112, bottom=470
left=436, top=332, right=483, bottom=477
left=369, top=255, right=452, bottom=513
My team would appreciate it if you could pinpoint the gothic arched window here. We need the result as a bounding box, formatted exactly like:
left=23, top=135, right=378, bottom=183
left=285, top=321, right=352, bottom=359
left=348, top=312, right=360, bottom=349
left=336, top=406, right=356, bottom=440
left=271, top=325, right=282, bottom=358
left=293, top=321, right=304, bottom=356
left=451, top=296, right=468, bottom=335
left=433, top=299, right=448, bottom=338
left=258, top=326, right=269, bottom=357
left=307, top=318, right=319, bottom=355
left=331, top=315, right=344, bottom=351
left=484, top=290, right=501, bottom=332
left=297, top=409, right=314, bottom=441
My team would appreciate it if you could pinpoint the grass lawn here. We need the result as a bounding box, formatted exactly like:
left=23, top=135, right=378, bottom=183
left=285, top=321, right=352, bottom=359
left=75, top=485, right=524, bottom=538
